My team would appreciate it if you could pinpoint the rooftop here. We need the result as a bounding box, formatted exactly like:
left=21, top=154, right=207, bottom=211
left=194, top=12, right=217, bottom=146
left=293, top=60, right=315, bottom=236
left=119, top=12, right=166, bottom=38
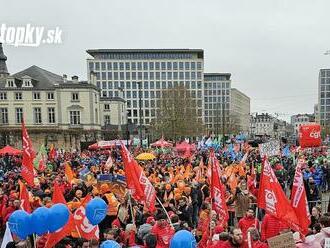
left=86, top=48, right=204, bottom=59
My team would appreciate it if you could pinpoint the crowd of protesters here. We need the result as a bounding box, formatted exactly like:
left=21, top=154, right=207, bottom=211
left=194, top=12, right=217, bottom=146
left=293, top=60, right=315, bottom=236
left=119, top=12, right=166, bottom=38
left=0, top=141, right=330, bottom=248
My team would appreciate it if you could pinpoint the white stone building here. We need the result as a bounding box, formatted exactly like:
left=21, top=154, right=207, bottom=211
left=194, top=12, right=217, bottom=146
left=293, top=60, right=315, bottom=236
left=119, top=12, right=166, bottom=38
left=0, top=43, right=126, bottom=150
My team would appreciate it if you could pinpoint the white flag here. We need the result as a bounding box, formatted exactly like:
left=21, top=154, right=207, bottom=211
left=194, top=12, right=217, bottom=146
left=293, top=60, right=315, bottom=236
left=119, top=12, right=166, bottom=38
left=1, top=222, right=13, bottom=248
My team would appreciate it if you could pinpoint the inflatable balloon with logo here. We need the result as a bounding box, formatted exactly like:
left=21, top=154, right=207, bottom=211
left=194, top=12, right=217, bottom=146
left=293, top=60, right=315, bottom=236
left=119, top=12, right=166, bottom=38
left=85, top=197, right=107, bottom=225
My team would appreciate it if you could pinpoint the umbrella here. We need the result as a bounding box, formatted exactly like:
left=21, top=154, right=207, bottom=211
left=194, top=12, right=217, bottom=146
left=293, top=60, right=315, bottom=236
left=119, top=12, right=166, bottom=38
left=136, top=153, right=156, bottom=160
left=0, top=145, right=22, bottom=156
left=151, top=138, right=173, bottom=148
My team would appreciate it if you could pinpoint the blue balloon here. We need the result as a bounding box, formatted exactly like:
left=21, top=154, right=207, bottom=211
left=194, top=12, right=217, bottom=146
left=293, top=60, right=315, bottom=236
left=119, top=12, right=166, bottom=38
left=8, top=210, right=31, bottom=240
left=31, top=207, right=49, bottom=235
left=48, top=203, right=70, bottom=232
left=170, top=230, right=197, bottom=248
left=100, top=240, right=121, bottom=248
left=85, top=197, right=107, bottom=225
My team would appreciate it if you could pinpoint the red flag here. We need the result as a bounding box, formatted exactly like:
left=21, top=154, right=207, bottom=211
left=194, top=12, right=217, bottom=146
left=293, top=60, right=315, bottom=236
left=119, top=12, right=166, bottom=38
left=120, top=143, right=156, bottom=212
left=74, top=195, right=99, bottom=240
left=21, top=119, right=35, bottom=186
left=210, top=150, right=228, bottom=224
left=49, top=144, right=56, bottom=160
left=45, top=183, right=75, bottom=248
left=299, top=123, right=321, bottom=148
left=291, top=159, right=311, bottom=235
left=18, top=180, right=31, bottom=213
left=258, top=157, right=299, bottom=231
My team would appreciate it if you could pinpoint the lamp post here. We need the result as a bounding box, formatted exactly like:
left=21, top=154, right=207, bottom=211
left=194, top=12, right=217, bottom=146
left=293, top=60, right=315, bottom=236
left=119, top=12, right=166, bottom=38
left=117, top=87, right=124, bottom=138
left=137, top=81, right=143, bottom=147
left=222, top=101, right=226, bottom=148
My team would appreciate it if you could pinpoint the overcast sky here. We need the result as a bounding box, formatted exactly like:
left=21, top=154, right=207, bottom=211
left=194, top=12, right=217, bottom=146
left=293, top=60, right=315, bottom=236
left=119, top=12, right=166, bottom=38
left=2, top=0, right=330, bottom=121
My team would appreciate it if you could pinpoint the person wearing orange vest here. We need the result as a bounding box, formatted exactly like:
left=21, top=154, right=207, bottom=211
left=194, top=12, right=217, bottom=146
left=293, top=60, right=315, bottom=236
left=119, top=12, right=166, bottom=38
left=99, top=184, right=120, bottom=239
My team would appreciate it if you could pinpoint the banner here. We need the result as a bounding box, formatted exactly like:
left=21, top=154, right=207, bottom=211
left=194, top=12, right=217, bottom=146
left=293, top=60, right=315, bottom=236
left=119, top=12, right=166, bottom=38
left=259, top=140, right=280, bottom=158
left=74, top=195, right=99, bottom=240
left=299, top=124, right=321, bottom=148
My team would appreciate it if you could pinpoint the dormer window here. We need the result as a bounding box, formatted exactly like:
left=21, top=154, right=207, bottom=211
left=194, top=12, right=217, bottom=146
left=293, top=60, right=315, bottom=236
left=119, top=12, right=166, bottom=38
left=25, top=81, right=31, bottom=87
left=7, top=80, right=14, bottom=87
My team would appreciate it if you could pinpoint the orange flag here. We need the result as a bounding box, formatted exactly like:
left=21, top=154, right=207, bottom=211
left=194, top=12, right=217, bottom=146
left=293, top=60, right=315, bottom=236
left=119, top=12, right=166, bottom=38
left=183, top=164, right=191, bottom=180
left=45, top=183, right=75, bottom=248
left=18, top=180, right=31, bottom=213
left=65, top=163, right=74, bottom=183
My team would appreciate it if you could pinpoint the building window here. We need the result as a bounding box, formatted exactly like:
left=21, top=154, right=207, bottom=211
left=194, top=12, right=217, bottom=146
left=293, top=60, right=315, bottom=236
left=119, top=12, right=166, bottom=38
left=0, top=92, right=7, bottom=100
left=72, top=93, right=79, bottom=101
left=15, top=92, right=23, bottom=100
left=33, top=92, right=41, bottom=100
left=104, top=104, right=110, bottom=110
left=0, top=108, right=8, bottom=124
left=104, top=115, right=111, bottom=125
left=7, top=81, right=14, bottom=87
left=16, top=108, right=23, bottom=124
left=33, top=107, right=42, bottom=124
left=48, top=107, right=55, bottom=123
left=47, top=92, right=54, bottom=100
left=70, top=111, right=81, bottom=125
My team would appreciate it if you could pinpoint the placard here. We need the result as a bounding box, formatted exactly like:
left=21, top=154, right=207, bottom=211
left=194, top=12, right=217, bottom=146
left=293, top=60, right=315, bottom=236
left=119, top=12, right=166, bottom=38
left=325, top=238, right=330, bottom=248
left=267, top=232, right=295, bottom=248
left=259, top=140, right=280, bottom=158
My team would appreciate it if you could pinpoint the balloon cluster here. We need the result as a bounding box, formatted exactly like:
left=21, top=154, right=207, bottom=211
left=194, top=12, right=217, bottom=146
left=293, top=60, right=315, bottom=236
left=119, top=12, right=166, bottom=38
left=8, top=203, right=69, bottom=239
left=8, top=197, right=107, bottom=240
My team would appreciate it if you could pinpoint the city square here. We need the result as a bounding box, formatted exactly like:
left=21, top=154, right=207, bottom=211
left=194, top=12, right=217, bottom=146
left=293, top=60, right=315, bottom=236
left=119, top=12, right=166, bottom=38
left=0, top=1, right=330, bottom=247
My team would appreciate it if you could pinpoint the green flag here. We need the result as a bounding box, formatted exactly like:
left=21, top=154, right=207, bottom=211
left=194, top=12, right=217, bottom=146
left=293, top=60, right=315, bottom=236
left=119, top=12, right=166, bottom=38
left=33, top=144, right=47, bottom=170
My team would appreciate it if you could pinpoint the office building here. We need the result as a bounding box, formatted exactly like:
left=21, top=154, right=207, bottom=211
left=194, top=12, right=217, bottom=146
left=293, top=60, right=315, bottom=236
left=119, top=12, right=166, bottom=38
left=86, top=49, right=204, bottom=126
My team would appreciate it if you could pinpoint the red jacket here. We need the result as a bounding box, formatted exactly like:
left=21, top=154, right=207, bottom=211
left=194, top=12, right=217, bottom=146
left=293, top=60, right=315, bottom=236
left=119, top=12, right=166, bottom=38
left=238, top=216, right=259, bottom=238
left=151, top=223, right=174, bottom=248
left=261, top=214, right=288, bottom=241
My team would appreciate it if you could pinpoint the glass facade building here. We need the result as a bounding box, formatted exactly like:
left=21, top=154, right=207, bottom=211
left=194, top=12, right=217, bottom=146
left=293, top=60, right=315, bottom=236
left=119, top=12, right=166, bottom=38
left=86, top=49, right=204, bottom=125
left=318, top=69, right=330, bottom=126
left=203, top=73, right=231, bottom=133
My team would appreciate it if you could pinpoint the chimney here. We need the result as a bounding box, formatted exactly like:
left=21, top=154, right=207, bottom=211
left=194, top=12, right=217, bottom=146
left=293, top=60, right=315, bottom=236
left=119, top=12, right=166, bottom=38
left=63, top=74, right=67, bottom=82
left=72, top=75, right=78, bottom=83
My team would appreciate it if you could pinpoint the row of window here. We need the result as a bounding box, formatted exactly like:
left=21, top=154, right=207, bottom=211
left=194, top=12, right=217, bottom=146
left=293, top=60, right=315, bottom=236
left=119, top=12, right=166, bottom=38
left=126, top=99, right=203, bottom=108
left=0, top=107, right=84, bottom=126
left=102, top=89, right=203, bottom=100
left=0, top=107, right=56, bottom=124
left=204, top=117, right=230, bottom=123
left=204, top=82, right=230, bottom=89
left=0, top=92, right=80, bottom=102
left=0, top=92, right=55, bottom=101
left=204, top=90, right=230, bottom=99
left=97, top=81, right=203, bottom=90
left=320, top=70, right=330, bottom=77
left=90, top=61, right=202, bottom=71
left=95, top=71, right=203, bottom=81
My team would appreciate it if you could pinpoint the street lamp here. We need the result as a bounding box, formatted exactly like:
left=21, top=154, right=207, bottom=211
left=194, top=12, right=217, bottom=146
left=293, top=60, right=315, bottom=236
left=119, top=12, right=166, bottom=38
left=117, top=87, right=124, bottom=137
left=137, top=81, right=143, bottom=147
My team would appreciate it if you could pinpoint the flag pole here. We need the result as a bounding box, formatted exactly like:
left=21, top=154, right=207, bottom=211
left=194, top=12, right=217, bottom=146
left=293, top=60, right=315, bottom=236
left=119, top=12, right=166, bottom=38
left=156, top=196, right=173, bottom=228
left=209, top=149, right=214, bottom=241
left=127, top=191, right=136, bottom=226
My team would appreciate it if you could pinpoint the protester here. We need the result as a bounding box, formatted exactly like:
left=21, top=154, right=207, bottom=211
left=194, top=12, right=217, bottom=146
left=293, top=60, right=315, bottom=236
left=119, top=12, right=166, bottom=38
left=0, top=136, right=329, bottom=248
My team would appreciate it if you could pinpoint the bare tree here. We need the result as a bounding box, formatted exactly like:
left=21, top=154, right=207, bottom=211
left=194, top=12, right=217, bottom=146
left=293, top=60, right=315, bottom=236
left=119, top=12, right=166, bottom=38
left=150, top=85, right=204, bottom=140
